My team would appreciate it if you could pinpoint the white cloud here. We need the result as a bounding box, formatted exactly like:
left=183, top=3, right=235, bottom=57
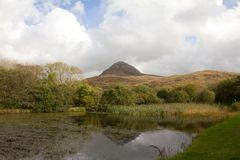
left=80, top=0, right=240, bottom=75
left=0, top=0, right=240, bottom=77
left=71, top=1, right=85, bottom=15
left=0, top=0, right=91, bottom=65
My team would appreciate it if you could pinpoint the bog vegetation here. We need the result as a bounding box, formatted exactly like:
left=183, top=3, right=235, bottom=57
left=0, top=61, right=240, bottom=113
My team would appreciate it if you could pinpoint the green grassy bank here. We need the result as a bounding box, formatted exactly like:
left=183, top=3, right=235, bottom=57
left=168, top=115, right=240, bottom=160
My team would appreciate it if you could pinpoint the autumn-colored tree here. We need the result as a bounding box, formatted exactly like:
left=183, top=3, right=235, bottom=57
left=45, top=62, right=82, bottom=83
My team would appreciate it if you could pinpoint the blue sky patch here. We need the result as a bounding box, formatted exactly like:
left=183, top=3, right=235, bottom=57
left=223, top=0, right=239, bottom=9
left=81, top=0, right=104, bottom=28
left=34, top=0, right=104, bottom=28
left=185, top=36, right=199, bottom=46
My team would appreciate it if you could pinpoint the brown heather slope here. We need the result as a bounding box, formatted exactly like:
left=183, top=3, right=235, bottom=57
left=87, top=70, right=238, bottom=89
left=86, top=61, right=238, bottom=89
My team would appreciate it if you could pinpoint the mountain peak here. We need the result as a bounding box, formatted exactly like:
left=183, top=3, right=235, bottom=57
left=100, top=61, right=143, bottom=76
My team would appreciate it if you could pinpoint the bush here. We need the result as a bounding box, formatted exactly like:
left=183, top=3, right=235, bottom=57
left=157, top=89, right=171, bottom=101
left=133, top=85, right=160, bottom=104
left=198, top=90, right=215, bottom=104
left=100, top=85, right=135, bottom=107
left=30, top=83, right=60, bottom=112
left=0, top=65, right=41, bottom=109
left=169, top=90, right=190, bottom=103
left=179, top=85, right=198, bottom=102
left=231, top=101, right=240, bottom=111
left=74, top=83, right=102, bottom=111
left=215, top=76, right=240, bottom=104
left=157, top=88, right=190, bottom=103
left=30, top=75, right=71, bottom=112
left=0, top=61, right=82, bottom=112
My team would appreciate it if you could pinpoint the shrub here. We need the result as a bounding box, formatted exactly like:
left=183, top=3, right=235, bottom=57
left=30, top=73, right=78, bottom=112
left=100, top=85, right=135, bottom=107
left=198, top=90, right=215, bottom=104
left=231, top=101, right=240, bottom=111
left=74, top=83, right=102, bottom=111
left=215, top=76, right=240, bottom=104
left=179, top=84, right=198, bottom=102
left=30, top=83, right=60, bottom=112
left=133, top=85, right=160, bottom=104
left=169, top=90, right=190, bottom=103
left=157, top=89, right=171, bottom=101
left=0, top=65, right=41, bottom=109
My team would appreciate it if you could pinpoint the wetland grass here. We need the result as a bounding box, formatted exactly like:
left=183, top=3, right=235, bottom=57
left=106, top=103, right=228, bottom=118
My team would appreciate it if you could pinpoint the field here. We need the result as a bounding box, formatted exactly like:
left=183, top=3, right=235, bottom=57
left=169, top=115, right=240, bottom=160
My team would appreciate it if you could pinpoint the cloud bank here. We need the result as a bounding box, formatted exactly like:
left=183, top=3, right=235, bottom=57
left=0, top=0, right=240, bottom=76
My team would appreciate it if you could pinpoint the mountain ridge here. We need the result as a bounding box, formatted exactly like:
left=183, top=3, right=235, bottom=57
left=100, top=61, right=144, bottom=76
left=87, top=61, right=239, bottom=88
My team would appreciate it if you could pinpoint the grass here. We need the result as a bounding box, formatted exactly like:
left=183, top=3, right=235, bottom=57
left=106, top=103, right=228, bottom=118
left=0, top=107, right=86, bottom=114
left=168, top=115, right=240, bottom=160
left=0, top=109, right=31, bottom=114
left=67, top=107, right=86, bottom=113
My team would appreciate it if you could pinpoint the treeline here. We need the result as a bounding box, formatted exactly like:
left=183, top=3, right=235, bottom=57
left=0, top=61, right=240, bottom=112
left=0, top=62, right=82, bottom=112
left=73, top=78, right=240, bottom=112
left=75, top=77, right=240, bottom=112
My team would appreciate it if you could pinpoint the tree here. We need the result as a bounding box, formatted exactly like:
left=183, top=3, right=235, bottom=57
left=179, top=85, right=198, bottom=102
left=29, top=71, right=77, bottom=112
left=168, top=90, right=190, bottom=103
left=215, top=76, right=240, bottom=104
left=198, top=90, right=215, bottom=104
left=157, top=89, right=171, bottom=102
left=157, top=88, right=191, bottom=103
left=74, top=83, right=102, bottom=111
left=133, top=85, right=160, bottom=104
left=231, top=101, right=240, bottom=111
left=0, top=65, right=42, bottom=109
left=45, top=62, right=82, bottom=83
left=0, top=61, right=82, bottom=112
left=100, top=85, right=135, bottom=106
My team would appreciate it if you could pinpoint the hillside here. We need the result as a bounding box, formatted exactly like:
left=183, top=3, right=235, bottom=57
left=87, top=62, right=238, bottom=89
left=100, top=61, right=143, bottom=76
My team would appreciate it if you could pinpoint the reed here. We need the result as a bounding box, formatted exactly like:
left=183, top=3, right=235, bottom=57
left=106, top=103, right=228, bottom=118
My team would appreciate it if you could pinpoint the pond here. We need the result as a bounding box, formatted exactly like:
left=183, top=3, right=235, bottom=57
left=0, top=113, right=221, bottom=160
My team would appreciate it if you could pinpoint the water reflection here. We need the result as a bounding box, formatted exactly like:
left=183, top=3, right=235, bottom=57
left=67, top=130, right=192, bottom=160
left=0, top=113, right=219, bottom=160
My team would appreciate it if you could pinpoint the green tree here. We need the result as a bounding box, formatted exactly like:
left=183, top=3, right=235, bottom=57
left=157, top=89, right=171, bottom=102
left=30, top=72, right=76, bottom=112
left=74, top=83, right=102, bottom=111
left=198, top=90, right=215, bottom=104
left=215, top=76, right=240, bottom=104
left=100, top=85, right=135, bottom=106
left=30, top=74, right=63, bottom=112
left=169, top=90, right=190, bottom=103
left=231, top=101, right=240, bottom=111
left=181, top=84, right=198, bottom=102
left=0, top=65, right=42, bottom=109
left=133, top=85, right=159, bottom=104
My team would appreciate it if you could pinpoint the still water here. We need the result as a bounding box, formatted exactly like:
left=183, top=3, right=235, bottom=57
left=0, top=113, right=215, bottom=160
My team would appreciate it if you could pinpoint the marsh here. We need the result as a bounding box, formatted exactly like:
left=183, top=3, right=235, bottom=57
left=0, top=113, right=224, bottom=160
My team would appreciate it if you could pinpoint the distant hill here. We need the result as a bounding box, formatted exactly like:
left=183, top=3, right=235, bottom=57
left=87, top=62, right=239, bottom=89
left=100, top=61, right=143, bottom=76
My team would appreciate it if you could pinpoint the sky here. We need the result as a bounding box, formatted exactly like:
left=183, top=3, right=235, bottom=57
left=0, top=0, right=240, bottom=77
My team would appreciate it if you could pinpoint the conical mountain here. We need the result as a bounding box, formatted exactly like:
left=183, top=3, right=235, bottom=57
left=100, top=61, right=143, bottom=76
